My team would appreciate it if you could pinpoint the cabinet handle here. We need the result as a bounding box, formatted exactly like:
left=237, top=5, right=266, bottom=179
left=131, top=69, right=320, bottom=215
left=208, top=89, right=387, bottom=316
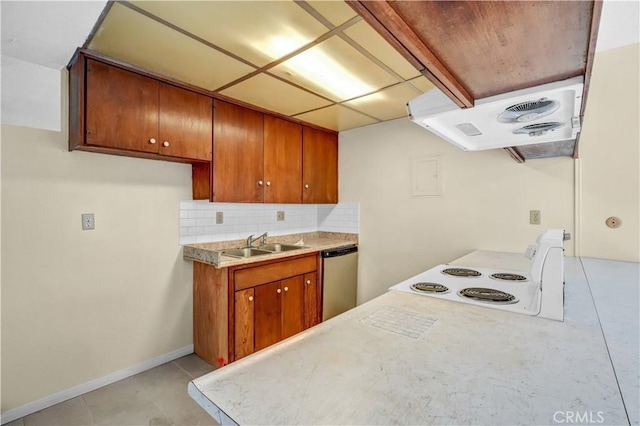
left=276, top=288, right=282, bottom=294
left=266, top=181, right=271, bottom=187
left=304, top=184, right=309, bottom=189
left=162, top=141, right=169, bottom=147
left=258, top=180, right=263, bottom=186
left=149, top=138, right=157, bottom=144
left=306, top=280, right=311, bottom=285
left=284, top=286, right=289, bottom=292
left=248, top=296, right=254, bottom=302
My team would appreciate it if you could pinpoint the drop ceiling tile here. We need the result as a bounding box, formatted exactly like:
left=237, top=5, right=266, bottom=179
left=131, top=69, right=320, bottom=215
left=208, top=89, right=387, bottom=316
left=344, top=21, right=421, bottom=80
left=271, top=35, right=399, bottom=102
left=294, top=104, right=378, bottom=131
left=220, top=74, right=332, bottom=116
left=89, top=3, right=254, bottom=90
left=131, top=1, right=328, bottom=67
left=305, top=1, right=358, bottom=27
left=343, top=83, right=422, bottom=121
left=408, top=76, right=436, bottom=93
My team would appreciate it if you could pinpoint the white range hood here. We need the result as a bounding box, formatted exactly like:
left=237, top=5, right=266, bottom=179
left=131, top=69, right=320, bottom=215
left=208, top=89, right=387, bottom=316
left=407, top=76, right=584, bottom=151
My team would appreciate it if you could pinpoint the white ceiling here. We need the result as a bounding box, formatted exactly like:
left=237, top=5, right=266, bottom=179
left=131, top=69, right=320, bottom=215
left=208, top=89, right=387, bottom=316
left=1, top=0, right=638, bottom=131
left=596, top=0, right=640, bottom=52
left=1, top=1, right=107, bottom=69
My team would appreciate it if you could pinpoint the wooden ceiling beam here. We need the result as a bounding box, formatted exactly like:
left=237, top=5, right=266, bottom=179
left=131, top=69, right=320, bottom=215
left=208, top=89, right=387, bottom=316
left=573, top=0, right=604, bottom=159
left=346, top=0, right=474, bottom=108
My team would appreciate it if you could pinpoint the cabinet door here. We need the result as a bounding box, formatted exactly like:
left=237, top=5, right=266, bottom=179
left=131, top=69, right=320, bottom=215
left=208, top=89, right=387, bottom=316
left=234, top=288, right=255, bottom=361
left=212, top=100, right=264, bottom=202
left=158, top=83, right=212, bottom=161
left=264, top=116, right=302, bottom=203
left=302, top=127, right=338, bottom=204
left=303, top=272, right=320, bottom=329
left=281, top=276, right=305, bottom=339
left=86, top=59, right=159, bottom=153
left=254, top=281, right=282, bottom=351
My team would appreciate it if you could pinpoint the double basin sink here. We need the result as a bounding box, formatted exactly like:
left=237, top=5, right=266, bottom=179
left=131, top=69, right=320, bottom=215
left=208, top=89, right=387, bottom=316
left=221, top=243, right=305, bottom=259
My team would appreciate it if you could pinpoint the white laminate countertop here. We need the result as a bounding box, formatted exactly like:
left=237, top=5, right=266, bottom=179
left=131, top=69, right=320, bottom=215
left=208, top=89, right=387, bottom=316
left=189, top=255, right=637, bottom=425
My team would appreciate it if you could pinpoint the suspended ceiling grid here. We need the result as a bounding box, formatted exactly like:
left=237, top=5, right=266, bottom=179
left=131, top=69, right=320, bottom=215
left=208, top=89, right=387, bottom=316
left=87, top=0, right=435, bottom=132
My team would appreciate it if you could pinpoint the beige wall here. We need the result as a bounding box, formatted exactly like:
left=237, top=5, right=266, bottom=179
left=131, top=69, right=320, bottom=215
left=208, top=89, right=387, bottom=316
left=578, top=43, right=640, bottom=262
left=340, top=119, right=576, bottom=303
left=1, top=78, right=193, bottom=411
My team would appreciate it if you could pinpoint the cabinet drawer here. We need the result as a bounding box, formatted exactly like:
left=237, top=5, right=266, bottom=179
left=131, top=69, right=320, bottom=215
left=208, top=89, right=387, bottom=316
left=234, top=255, right=317, bottom=291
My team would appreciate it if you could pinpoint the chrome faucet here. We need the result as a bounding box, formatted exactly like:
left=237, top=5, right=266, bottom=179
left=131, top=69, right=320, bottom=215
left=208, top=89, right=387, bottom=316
left=246, top=232, right=268, bottom=247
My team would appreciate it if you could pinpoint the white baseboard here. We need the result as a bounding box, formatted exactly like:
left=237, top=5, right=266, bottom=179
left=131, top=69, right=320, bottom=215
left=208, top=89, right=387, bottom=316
left=0, top=345, right=194, bottom=425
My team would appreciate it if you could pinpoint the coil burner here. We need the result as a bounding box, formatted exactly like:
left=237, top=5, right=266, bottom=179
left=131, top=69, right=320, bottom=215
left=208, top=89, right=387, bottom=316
left=410, top=282, right=450, bottom=294
left=441, top=268, right=481, bottom=278
left=458, top=287, right=518, bottom=304
left=490, top=272, right=528, bottom=282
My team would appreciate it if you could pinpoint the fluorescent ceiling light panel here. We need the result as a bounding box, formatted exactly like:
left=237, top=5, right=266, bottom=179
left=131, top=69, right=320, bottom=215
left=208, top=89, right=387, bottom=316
left=264, top=36, right=374, bottom=100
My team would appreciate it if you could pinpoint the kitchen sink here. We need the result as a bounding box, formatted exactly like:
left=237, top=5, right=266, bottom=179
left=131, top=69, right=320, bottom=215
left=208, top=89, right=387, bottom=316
left=260, top=243, right=304, bottom=253
left=221, top=243, right=305, bottom=259
left=221, top=248, right=273, bottom=258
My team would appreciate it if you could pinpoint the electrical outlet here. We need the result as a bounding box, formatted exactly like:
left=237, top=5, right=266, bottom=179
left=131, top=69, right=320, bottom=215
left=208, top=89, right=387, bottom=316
left=216, top=211, right=224, bottom=224
left=530, top=210, right=541, bottom=225
left=81, top=213, right=95, bottom=230
left=277, top=211, right=285, bottom=221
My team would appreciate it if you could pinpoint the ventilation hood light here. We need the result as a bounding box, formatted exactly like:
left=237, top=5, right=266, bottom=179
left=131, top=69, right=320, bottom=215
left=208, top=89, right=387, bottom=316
left=407, top=76, right=584, bottom=151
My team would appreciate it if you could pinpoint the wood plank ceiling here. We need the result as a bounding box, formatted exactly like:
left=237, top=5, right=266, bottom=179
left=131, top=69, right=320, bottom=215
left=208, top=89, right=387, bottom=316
left=346, top=0, right=603, bottom=161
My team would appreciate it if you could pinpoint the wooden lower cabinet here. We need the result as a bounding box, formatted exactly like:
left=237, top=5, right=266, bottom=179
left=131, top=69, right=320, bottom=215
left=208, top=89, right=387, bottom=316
left=194, top=254, right=321, bottom=367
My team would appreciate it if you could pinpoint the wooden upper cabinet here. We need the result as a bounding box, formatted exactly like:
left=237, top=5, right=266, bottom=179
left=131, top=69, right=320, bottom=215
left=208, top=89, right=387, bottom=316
left=303, top=127, right=338, bottom=204
left=212, top=100, right=264, bottom=202
left=264, top=116, right=303, bottom=204
left=158, top=83, right=212, bottom=161
left=73, top=55, right=212, bottom=163
left=86, top=59, right=159, bottom=153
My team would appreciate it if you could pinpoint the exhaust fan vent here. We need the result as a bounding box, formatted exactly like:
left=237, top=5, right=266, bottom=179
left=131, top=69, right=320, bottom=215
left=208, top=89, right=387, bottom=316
left=455, top=122, right=482, bottom=136
left=513, top=122, right=565, bottom=137
left=497, top=98, right=560, bottom=123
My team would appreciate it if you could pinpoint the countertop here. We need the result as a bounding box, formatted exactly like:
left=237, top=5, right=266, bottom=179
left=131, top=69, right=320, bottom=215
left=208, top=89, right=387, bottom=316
left=183, top=231, right=358, bottom=268
left=188, top=254, right=637, bottom=425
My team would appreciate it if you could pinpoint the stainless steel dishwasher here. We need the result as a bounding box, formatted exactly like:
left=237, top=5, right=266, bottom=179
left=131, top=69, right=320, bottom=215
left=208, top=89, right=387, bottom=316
left=321, top=245, right=358, bottom=321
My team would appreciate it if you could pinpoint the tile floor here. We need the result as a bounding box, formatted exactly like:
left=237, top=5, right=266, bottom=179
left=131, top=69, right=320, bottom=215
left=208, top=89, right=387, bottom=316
left=6, top=354, right=219, bottom=426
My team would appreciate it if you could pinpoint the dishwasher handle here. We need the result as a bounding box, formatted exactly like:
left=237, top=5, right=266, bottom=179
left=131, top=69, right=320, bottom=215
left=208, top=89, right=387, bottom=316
left=321, top=245, right=358, bottom=258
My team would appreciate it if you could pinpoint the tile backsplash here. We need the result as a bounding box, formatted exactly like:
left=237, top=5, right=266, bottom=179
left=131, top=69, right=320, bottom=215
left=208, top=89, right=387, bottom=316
left=179, top=201, right=359, bottom=244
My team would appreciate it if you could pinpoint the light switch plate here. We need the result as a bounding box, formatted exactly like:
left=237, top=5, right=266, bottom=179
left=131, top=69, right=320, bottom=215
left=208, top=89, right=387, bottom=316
left=530, top=210, right=541, bottom=225
left=216, top=212, right=224, bottom=224
left=277, top=211, right=285, bottom=221
left=81, top=213, right=95, bottom=230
